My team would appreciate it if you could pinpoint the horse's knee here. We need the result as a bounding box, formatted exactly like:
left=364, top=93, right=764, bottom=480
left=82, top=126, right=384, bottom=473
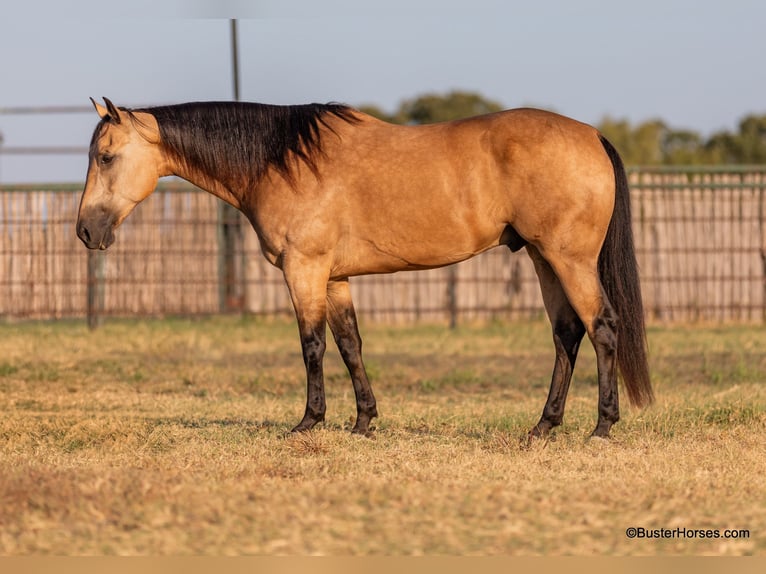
left=301, top=331, right=327, bottom=367
left=591, top=307, right=617, bottom=355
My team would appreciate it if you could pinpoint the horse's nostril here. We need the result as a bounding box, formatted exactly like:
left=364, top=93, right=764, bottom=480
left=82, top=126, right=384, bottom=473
left=78, top=222, right=91, bottom=244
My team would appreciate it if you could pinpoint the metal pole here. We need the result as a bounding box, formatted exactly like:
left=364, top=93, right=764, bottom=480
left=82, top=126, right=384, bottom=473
left=218, top=19, right=245, bottom=313
left=87, top=250, right=106, bottom=330
left=447, top=266, right=458, bottom=329
left=760, top=186, right=766, bottom=322
left=231, top=19, right=241, bottom=102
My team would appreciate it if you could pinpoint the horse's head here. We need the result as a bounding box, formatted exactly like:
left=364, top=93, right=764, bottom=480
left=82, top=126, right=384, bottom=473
left=76, top=98, right=165, bottom=250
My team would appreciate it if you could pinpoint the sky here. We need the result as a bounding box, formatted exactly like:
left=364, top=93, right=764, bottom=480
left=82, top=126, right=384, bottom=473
left=1, top=0, right=765, bottom=183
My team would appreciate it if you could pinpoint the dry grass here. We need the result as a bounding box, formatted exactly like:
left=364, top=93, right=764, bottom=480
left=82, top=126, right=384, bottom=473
left=0, top=317, right=764, bottom=555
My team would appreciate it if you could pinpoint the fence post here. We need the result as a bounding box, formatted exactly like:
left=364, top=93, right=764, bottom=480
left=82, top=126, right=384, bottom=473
left=217, top=202, right=244, bottom=313
left=446, top=265, right=458, bottom=329
left=760, top=187, right=766, bottom=322
left=86, top=250, right=106, bottom=330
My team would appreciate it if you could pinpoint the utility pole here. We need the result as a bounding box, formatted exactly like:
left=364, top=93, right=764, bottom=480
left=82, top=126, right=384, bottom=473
left=218, top=19, right=245, bottom=313
left=231, top=19, right=240, bottom=101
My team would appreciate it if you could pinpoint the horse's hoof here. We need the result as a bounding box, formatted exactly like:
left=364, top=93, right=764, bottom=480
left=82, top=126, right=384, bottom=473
left=586, top=434, right=611, bottom=446
left=349, top=412, right=376, bottom=438
left=290, top=418, right=323, bottom=434
left=588, top=429, right=612, bottom=441
left=351, top=427, right=375, bottom=439
left=520, top=429, right=550, bottom=450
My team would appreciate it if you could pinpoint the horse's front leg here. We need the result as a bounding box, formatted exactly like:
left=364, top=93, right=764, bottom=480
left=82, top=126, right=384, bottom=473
left=283, top=255, right=331, bottom=433
left=326, top=279, right=377, bottom=436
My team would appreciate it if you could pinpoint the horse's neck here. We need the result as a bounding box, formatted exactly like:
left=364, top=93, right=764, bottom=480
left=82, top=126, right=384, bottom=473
left=167, top=159, right=244, bottom=211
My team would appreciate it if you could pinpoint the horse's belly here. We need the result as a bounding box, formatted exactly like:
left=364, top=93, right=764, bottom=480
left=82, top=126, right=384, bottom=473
left=330, top=228, right=502, bottom=278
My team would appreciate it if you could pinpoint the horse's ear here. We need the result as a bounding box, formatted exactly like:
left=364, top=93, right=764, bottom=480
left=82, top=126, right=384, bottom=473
left=103, top=97, right=123, bottom=125
left=90, top=97, right=123, bottom=125
left=90, top=97, right=109, bottom=120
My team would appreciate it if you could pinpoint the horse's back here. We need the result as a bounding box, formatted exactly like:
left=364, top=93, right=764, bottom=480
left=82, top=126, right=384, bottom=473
left=343, top=108, right=613, bottom=245
left=340, top=107, right=613, bottom=205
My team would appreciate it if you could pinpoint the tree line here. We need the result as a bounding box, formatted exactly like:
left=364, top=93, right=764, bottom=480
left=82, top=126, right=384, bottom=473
left=358, top=91, right=766, bottom=165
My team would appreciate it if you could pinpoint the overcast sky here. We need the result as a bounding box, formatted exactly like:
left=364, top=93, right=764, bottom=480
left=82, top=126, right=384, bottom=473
left=1, top=0, right=765, bottom=183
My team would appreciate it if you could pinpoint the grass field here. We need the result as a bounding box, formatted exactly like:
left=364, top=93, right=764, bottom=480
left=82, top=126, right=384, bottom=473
left=0, top=316, right=764, bottom=555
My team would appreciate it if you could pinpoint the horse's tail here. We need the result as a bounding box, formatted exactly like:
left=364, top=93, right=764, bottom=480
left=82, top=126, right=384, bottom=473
left=598, top=135, right=654, bottom=408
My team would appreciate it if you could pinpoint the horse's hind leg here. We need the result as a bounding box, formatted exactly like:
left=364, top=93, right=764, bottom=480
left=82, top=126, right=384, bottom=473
left=526, top=246, right=586, bottom=439
left=326, top=279, right=378, bottom=436
left=544, top=254, right=620, bottom=438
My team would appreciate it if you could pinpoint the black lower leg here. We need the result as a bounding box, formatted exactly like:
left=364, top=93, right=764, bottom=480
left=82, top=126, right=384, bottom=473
left=590, top=306, right=620, bottom=438
left=530, top=316, right=585, bottom=438
left=329, top=308, right=377, bottom=435
left=291, top=324, right=328, bottom=433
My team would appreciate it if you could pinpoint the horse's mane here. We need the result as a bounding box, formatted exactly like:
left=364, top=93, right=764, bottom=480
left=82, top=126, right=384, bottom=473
left=134, top=101, right=359, bottom=187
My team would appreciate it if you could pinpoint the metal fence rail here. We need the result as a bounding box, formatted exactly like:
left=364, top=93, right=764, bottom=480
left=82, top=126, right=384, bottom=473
left=1, top=167, right=765, bottom=324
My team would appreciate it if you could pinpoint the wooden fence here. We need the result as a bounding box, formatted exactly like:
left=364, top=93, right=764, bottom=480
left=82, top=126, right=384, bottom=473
left=1, top=167, right=765, bottom=324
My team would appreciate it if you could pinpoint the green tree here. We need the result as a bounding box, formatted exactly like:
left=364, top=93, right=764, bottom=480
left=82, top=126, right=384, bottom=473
left=393, top=90, right=505, bottom=125
left=633, top=120, right=668, bottom=164
left=662, top=129, right=706, bottom=165
left=596, top=117, right=633, bottom=160
left=734, top=114, right=766, bottom=162
left=356, top=104, right=395, bottom=123
left=704, top=131, right=739, bottom=163
left=598, top=118, right=718, bottom=165
left=704, top=115, right=766, bottom=164
left=598, top=117, right=668, bottom=165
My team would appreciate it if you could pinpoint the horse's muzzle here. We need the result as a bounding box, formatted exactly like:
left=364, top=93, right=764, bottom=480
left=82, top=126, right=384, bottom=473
left=76, top=215, right=116, bottom=250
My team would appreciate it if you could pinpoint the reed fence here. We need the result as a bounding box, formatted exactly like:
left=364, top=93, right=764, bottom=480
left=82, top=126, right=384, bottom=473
left=1, top=166, right=765, bottom=325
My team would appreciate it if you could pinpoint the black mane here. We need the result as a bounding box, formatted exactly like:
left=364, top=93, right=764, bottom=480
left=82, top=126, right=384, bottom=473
left=134, top=101, right=358, bottom=188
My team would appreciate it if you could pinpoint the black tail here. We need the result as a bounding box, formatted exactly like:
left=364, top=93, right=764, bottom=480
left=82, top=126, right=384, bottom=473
left=598, top=136, right=654, bottom=408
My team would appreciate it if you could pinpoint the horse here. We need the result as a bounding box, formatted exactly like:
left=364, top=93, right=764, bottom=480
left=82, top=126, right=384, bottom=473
left=76, top=97, right=653, bottom=440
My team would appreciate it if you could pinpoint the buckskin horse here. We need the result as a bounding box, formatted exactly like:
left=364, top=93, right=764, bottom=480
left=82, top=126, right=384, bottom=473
left=76, top=97, right=653, bottom=439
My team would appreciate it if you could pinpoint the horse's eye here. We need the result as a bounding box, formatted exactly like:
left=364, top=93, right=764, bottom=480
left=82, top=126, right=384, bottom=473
left=100, top=154, right=114, bottom=165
